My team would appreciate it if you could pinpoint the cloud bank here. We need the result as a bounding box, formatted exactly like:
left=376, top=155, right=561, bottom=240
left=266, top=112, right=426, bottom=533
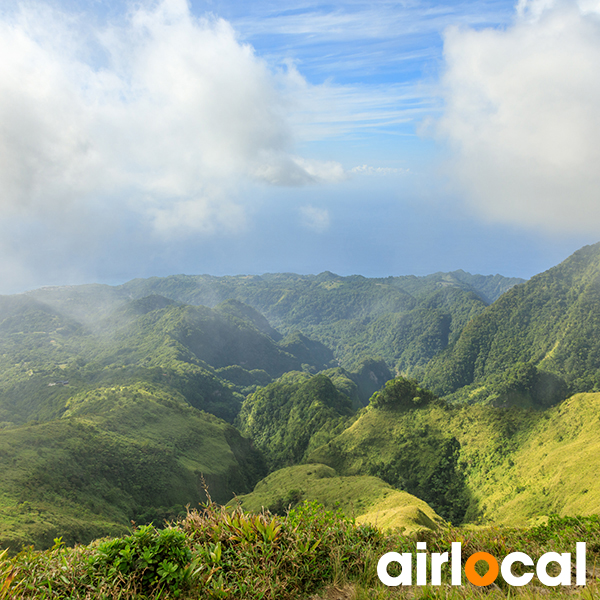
left=437, top=0, right=600, bottom=233
left=0, top=0, right=344, bottom=237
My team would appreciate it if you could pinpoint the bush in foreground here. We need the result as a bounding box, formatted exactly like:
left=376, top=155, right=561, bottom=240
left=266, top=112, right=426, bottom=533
left=2, top=506, right=600, bottom=599
left=0, top=501, right=384, bottom=599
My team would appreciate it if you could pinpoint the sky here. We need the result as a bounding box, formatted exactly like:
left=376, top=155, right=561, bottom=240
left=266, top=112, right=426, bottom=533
left=1, top=0, right=600, bottom=293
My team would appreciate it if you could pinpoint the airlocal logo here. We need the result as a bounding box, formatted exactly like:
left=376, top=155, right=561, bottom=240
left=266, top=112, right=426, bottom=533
left=378, top=542, right=586, bottom=587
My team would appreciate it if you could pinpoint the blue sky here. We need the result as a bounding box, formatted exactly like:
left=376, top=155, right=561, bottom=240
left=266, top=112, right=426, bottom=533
left=1, top=0, right=599, bottom=293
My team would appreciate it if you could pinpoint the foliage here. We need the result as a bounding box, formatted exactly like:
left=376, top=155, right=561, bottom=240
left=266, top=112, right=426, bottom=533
left=370, top=436, right=468, bottom=525
left=2, top=501, right=387, bottom=599
left=369, top=377, right=439, bottom=410
left=237, top=372, right=354, bottom=470
left=89, top=525, right=192, bottom=597
left=3, top=503, right=600, bottom=599
left=424, top=242, right=600, bottom=404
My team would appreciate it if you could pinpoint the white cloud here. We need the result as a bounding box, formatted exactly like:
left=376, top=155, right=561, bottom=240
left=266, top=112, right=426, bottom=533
left=350, top=165, right=407, bottom=175
left=299, top=205, right=331, bottom=232
left=251, top=154, right=347, bottom=185
left=436, top=0, right=600, bottom=233
left=0, top=0, right=344, bottom=236
left=149, top=194, right=247, bottom=237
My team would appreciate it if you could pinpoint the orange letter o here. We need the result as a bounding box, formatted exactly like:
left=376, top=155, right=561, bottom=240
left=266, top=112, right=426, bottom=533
left=465, top=552, right=499, bottom=587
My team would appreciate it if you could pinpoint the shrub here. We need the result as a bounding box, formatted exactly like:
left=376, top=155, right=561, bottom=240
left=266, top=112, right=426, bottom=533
left=88, top=524, right=193, bottom=597
left=369, top=377, right=438, bottom=410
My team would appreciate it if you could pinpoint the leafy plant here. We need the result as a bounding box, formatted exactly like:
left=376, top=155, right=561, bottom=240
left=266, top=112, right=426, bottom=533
left=4, top=502, right=600, bottom=599
left=89, top=524, right=193, bottom=596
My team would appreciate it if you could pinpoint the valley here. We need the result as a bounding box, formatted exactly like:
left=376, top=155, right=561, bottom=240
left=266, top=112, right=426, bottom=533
left=3, top=243, right=600, bottom=596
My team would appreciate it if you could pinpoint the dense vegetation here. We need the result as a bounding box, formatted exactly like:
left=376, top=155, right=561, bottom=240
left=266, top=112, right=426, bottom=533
left=27, top=270, right=522, bottom=373
left=237, top=372, right=354, bottom=470
left=0, top=294, right=335, bottom=427
left=2, top=502, right=599, bottom=599
left=424, top=243, right=600, bottom=406
left=6, top=243, right=600, bottom=599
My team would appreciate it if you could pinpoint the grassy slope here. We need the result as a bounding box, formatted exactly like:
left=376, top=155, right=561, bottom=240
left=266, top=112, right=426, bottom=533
left=230, top=464, right=444, bottom=536
left=477, top=392, right=600, bottom=523
left=0, top=383, right=266, bottom=552
left=307, top=392, right=600, bottom=527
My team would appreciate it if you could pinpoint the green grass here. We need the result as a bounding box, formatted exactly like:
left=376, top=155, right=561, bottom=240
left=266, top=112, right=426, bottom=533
left=474, top=393, right=600, bottom=523
left=307, top=391, right=600, bottom=527
left=3, top=504, right=600, bottom=599
left=230, top=464, right=445, bottom=536
left=0, top=383, right=266, bottom=551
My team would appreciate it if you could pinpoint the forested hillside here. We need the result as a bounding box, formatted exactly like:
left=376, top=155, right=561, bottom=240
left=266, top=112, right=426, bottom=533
left=423, top=242, right=600, bottom=406
left=27, top=269, right=522, bottom=373
left=0, top=294, right=334, bottom=427
left=7, top=245, right=600, bottom=556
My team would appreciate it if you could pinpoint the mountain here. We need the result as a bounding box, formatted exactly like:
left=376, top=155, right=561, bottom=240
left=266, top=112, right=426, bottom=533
left=306, top=377, right=600, bottom=527
left=423, top=242, right=600, bottom=407
left=0, top=295, right=334, bottom=426
left=16, top=251, right=600, bottom=555
left=27, top=270, right=523, bottom=373
left=0, top=382, right=266, bottom=552
left=308, top=378, right=470, bottom=524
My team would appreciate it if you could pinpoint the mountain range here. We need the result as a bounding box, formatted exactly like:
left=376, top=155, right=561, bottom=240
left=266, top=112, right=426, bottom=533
left=3, top=242, right=600, bottom=551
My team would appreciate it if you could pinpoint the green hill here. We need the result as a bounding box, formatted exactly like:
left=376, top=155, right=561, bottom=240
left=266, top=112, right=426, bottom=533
left=307, top=378, right=473, bottom=524
left=306, top=375, right=600, bottom=527
left=0, top=382, right=266, bottom=552
left=424, top=242, right=600, bottom=406
left=237, top=372, right=355, bottom=471
left=231, top=463, right=445, bottom=535
left=467, top=392, right=600, bottom=524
